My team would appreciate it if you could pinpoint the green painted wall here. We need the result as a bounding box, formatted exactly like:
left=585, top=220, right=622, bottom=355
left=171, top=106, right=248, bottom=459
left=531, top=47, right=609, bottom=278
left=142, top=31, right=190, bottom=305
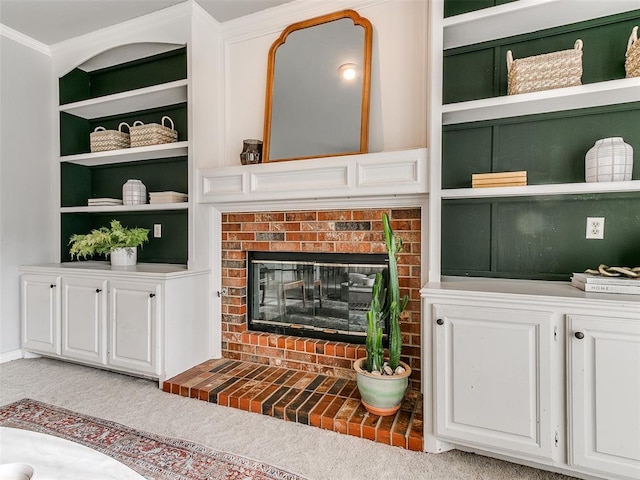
left=59, top=47, right=187, bottom=105
left=444, top=0, right=516, bottom=18
left=442, top=194, right=640, bottom=280
left=61, top=211, right=188, bottom=264
left=441, top=8, right=640, bottom=280
left=444, top=12, right=640, bottom=103
left=59, top=49, right=189, bottom=265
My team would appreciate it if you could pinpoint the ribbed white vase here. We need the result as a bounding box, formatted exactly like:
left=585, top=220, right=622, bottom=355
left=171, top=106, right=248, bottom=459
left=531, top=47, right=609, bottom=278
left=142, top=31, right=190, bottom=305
left=110, top=247, right=137, bottom=266
left=585, top=137, right=633, bottom=182
left=122, top=179, right=147, bottom=205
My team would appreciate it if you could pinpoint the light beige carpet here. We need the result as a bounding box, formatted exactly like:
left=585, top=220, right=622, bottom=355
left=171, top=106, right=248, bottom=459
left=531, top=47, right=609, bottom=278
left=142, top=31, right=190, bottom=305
left=0, top=358, right=577, bottom=480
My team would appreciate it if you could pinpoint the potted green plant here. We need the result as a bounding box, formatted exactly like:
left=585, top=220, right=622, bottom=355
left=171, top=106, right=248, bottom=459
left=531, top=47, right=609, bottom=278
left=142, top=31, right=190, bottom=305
left=69, top=220, right=149, bottom=266
left=354, top=212, right=411, bottom=416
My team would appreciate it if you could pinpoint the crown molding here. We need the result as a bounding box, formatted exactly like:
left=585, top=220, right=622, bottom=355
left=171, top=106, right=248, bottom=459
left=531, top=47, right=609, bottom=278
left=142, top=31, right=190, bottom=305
left=49, top=2, right=192, bottom=76
left=0, top=24, right=50, bottom=56
left=220, top=0, right=389, bottom=44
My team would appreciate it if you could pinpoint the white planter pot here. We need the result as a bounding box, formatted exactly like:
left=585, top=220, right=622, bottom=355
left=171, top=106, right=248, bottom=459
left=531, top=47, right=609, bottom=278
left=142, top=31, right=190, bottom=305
left=110, top=247, right=137, bottom=266
left=585, top=137, right=633, bottom=182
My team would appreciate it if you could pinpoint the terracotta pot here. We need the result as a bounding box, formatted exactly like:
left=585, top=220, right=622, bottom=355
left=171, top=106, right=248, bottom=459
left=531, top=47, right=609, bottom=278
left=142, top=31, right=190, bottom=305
left=354, top=357, right=411, bottom=416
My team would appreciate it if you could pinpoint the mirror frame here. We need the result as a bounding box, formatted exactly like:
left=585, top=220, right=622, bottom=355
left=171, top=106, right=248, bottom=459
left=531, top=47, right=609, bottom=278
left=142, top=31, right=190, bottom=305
left=262, top=9, right=373, bottom=163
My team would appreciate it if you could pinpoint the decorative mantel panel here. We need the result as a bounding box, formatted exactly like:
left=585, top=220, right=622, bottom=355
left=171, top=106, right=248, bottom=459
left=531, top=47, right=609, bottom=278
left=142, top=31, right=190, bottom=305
left=197, top=148, right=428, bottom=210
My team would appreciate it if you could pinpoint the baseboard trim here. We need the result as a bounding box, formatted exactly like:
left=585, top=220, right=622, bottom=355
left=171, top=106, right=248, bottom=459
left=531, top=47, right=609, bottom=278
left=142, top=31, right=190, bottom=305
left=0, top=349, right=26, bottom=364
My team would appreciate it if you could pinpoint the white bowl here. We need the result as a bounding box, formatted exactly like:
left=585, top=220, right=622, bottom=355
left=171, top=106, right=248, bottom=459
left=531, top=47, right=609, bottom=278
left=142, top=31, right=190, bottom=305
left=0, top=463, right=35, bottom=480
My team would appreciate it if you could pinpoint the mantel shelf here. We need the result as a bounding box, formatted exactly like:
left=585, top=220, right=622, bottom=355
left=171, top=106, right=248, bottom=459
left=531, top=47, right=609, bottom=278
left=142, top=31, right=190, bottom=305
left=59, top=80, right=188, bottom=119
left=442, top=78, right=640, bottom=125
left=60, top=203, right=188, bottom=214
left=198, top=148, right=428, bottom=211
left=60, top=141, right=189, bottom=166
left=441, top=180, right=640, bottom=199
left=443, top=0, right=640, bottom=50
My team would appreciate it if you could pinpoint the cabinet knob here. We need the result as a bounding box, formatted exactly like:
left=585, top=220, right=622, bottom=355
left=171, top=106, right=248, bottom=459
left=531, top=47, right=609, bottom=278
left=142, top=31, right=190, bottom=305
left=96, top=288, right=102, bottom=293
left=436, top=318, right=444, bottom=326
left=574, top=331, right=585, bottom=340
left=50, top=284, right=56, bottom=288
left=149, top=293, right=156, bottom=298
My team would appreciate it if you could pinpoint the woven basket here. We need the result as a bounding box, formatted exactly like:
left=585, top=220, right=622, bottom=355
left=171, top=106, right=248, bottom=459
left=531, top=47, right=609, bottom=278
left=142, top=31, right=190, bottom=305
left=129, top=116, right=178, bottom=148
left=90, top=122, right=130, bottom=152
left=507, top=40, right=583, bottom=95
left=626, top=26, right=640, bottom=78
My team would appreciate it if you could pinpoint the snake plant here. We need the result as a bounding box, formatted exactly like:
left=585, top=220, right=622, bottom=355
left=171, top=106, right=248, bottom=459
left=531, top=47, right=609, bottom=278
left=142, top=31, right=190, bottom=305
left=365, top=213, right=409, bottom=373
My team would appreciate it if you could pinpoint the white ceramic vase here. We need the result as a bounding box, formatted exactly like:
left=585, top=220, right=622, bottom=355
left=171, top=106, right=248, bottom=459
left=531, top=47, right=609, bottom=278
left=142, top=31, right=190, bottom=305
left=110, top=247, right=137, bottom=266
left=122, top=179, right=147, bottom=205
left=584, top=137, right=633, bottom=182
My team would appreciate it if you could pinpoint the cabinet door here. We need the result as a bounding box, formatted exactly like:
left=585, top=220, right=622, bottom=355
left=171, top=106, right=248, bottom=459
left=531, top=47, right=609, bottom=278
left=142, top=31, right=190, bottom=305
left=108, top=280, right=160, bottom=376
left=21, top=274, right=60, bottom=355
left=61, top=276, right=107, bottom=365
left=434, top=304, right=557, bottom=460
left=568, top=314, right=640, bottom=480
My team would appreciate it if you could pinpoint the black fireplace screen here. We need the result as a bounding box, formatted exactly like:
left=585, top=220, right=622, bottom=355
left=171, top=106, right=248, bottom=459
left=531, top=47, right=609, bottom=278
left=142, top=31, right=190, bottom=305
left=248, top=251, right=388, bottom=343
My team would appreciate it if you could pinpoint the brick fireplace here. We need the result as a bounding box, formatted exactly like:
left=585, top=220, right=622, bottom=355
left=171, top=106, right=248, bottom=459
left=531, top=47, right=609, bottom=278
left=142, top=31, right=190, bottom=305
left=220, top=207, right=422, bottom=390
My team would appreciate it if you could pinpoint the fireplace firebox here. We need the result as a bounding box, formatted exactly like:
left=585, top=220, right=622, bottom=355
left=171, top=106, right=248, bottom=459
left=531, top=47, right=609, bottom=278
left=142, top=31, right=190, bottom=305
left=248, top=251, right=388, bottom=343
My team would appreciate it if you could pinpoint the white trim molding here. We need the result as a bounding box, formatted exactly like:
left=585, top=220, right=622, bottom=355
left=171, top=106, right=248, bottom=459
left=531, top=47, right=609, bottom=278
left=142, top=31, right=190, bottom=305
left=198, top=148, right=428, bottom=212
left=0, top=24, right=50, bottom=56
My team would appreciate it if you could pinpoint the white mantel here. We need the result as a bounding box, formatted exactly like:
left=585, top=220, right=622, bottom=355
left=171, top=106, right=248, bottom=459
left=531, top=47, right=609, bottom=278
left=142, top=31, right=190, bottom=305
left=197, top=147, right=428, bottom=212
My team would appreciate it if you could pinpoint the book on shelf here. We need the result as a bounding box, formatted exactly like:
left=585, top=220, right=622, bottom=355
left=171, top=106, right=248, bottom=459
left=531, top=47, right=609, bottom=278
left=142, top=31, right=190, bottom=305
left=571, top=272, right=640, bottom=286
left=471, top=171, right=527, bottom=188
left=571, top=278, right=640, bottom=295
left=87, top=198, right=122, bottom=206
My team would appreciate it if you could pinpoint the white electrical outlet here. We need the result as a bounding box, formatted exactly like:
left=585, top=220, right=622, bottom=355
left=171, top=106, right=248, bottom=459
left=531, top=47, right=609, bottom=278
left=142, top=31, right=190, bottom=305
left=586, top=217, right=605, bottom=239
left=153, top=224, right=162, bottom=238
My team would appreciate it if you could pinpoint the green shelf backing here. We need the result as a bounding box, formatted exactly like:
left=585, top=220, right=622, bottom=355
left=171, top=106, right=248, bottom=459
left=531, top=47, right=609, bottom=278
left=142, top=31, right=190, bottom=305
left=442, top=193, right=640, bottom=280
left=61, top=211, right=188, bottom=265
left=444, top=12, right=640, bottom=103
left=444, top=0, right=517, bottom=18
left=60, top=104, right=187, bottom=157
left=61, top=157, right=188, bottom=207
left=443, top=103, right=640, bottom=189
left=59, top=47, right=187, bottom=105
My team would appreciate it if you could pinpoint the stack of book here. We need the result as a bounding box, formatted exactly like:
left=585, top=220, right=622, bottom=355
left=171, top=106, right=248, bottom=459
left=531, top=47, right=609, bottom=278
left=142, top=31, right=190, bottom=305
left=571, top=272, right=640, bottom=295
left=472, top=171, right=527, bottom=188
left=87, top=198, right=123, bottom=206
left=149, top=191, right=188, bottom=204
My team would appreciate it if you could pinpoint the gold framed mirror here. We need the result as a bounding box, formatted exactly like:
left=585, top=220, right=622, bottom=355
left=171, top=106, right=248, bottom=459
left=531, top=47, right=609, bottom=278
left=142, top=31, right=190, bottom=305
left=262, top=10, right=373, bottom=163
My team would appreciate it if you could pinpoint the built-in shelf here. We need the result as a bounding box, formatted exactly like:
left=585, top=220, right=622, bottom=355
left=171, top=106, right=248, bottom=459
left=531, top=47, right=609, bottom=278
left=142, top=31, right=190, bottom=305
left=443, top=0, right=639, bottom=50
left=59, top=80, right=188, bottom=119
left=60, top=203, right=188, bottom=214
left=60, top=141, right=189, bottom=166
left=441, top=180, right=640, bottom=199
left=442, top=78, right=640, bottom=125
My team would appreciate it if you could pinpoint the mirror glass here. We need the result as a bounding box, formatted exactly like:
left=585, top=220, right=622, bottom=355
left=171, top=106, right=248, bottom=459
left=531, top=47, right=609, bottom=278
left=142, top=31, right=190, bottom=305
left=263, top=10, right=373, bottom=162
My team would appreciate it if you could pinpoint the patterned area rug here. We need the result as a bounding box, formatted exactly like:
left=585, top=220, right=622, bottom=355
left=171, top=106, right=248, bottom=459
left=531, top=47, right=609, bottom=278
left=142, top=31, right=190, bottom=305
left=0, top=399, right=307, bottom=480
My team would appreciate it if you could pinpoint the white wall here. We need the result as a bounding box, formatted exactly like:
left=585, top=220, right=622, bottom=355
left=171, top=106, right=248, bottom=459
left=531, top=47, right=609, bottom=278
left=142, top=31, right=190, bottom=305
left=0, top=32, right=55, bottom=358
left=220, top=0, right=428, bottom=167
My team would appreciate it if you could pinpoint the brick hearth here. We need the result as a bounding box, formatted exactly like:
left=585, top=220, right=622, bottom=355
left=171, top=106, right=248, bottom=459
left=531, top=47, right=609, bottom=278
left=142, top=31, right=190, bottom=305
left=163, top=358, right=423, bottom=451
left=221, top=208, right=422, bottom=391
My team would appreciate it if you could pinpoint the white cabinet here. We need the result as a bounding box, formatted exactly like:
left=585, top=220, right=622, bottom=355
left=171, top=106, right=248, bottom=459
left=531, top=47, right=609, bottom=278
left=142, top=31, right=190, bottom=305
left=20, top=263, right=211, bottom=383
left=434, top=304, right=557, bottom=461
left=568, top=314, right=640, bottom=480
left=20, top=274, right=60, bottom=355
left=61, top=276, right=107, bottom=365
left=422, top=279, right=640, bottom=480
left=108, top=281, right=160, bottom=376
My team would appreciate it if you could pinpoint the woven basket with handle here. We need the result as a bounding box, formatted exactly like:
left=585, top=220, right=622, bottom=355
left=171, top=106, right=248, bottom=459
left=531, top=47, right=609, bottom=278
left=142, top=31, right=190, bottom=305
left=626, top=26, right=640, bottom=78
left=129, top=116, right=178, bottom=148
left=507, top=40, right=583, bottom=95
left=89, top=122, right=130, bottom=152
